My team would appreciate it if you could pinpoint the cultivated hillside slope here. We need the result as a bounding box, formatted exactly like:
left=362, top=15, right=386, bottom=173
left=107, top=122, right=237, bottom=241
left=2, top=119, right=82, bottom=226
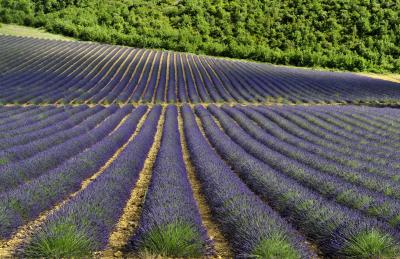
left=1, top=35, right=400, bottom=105
left=1, top=0, right=399, bottom=73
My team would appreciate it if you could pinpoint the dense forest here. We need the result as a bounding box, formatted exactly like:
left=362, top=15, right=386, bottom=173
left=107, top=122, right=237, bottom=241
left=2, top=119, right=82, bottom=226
left=1, top=0, right=400, bottom=73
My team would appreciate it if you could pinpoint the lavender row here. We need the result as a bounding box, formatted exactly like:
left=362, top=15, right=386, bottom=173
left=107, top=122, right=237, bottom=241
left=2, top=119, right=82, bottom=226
left=300, top=108, right=400, bottom=146
left=0, top=106, right=147, bottom=239
left=0, top=106, right=38, bottom=124
left=278, top=107, right=400, bottom=171
left=361, top=106, right=400, bottom=123
left=0, top=106, right=56, bottom=130
left=1, top=36, right=400, bottom=104
left=290, top=108, right=400, bottom=160
left=94, top=49, right=144, bottom=103
left=212, top=105, right=400, bottom=229
left=289, top=108, right=400, bottom=152
left=0, top=36, right=58, bottom=72
left=0, top=38, right=83, bottom=82
left=329, top=106, right=400, bottom=133
left=211, top=105, right=400, bottom=200
left=231, top=105, right=400, bottom=179
left=17, top=43, right=114, bottom=104
left=0, top=106, right=86, bottom=139
left=276, top=107, right=400, bottom=163
left=0, top=36, right=56, bottom=72
left=23, top=106, right=161, bottom=257
left=268, top=107, right=400, bottom=161
left=129, top=106, right=209, bottom=257
left=72, top=47, right=135, bottom=104
left=0, top=106, right=27, bottom=118
left=0, top=43, right=121, bottom=104
left=0, top=105, right=130, bottom=194
left=182, top=105, right=314, bottom=258
left=0, top=106, right=111, bottom=164
left=267, top=105, right=400, bottom=168
left=0, top=41, right=100, bottom=95
left=240, top=106, right=400, bottom=174
left=0, top=106, right=92, bottom=148
left=195, top=105, right=400, bottom=257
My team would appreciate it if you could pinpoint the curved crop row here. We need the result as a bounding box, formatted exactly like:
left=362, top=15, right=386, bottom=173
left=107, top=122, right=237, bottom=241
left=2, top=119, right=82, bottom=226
left=129, top=106, right=210, bottom=257
left=212, top=105, right=400, bottom=229
left=182, top=105, right=314, bottom=258
left=0, top=104, right=399, bottom=258
left=22, top=106, right=162, bottom=257
left=0, top=107, right=102, bottom=159
left=0, top=106, right=89, bottom=142
left=237, top=106, right=400, bottom=174
left=266, top=107, right=400, bottom=160
left=0, top=107, right=97, bottom=150
left=0, top=106, right=147, bottom=239
left=195, top=105, right=400, bottom=257
left=0, top=106, right=58, bottom=130
left=1, top=36, right=400, bottom=105
left=0, top=105, right=129, bottom=193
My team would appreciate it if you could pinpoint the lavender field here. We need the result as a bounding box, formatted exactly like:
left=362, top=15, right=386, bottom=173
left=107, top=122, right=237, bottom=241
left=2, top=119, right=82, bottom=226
left=1, top=36, right=400, bottom=258
left=1, top=35, right=400, bottom=106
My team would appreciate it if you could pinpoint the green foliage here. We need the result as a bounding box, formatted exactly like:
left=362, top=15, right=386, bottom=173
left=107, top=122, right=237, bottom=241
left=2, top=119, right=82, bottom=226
left=341, top=230, right=400, bottom=258
left=251, top=233, right=300, bottom=259
left=0, top=157, right=8, bottom=166
left=24, top=221, right=94, bottom=258
left=139, top=222, right=204, bottom=257
left=0, top=0, right=399, bottom=72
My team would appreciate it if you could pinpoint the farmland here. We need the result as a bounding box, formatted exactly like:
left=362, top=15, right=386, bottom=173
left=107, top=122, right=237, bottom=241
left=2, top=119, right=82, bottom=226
left=1, top=36, right=400, bottom=106
left=1, top=35, right=400, bottom=258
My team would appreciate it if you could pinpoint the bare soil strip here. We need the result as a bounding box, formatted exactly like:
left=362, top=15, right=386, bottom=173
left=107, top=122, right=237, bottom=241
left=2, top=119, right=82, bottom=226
left=102, top=107, right=165, bottom=258
left=177, top=108, right=233, bottom=258
left=163, top=51, right=171, bottom=102
left=151, top=51, right=164, bottom=103
left=0, top=109, right=151, bottom=257
left=107, top=112, right=131, bottom=135
left=1, top=101, right=368, bottom=108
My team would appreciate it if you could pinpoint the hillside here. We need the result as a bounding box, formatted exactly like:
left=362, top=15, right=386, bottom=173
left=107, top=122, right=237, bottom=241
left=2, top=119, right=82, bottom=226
left=1, top=0, right=399, bottom=73
left=1, top=35, right=400, bottom=106
left=0, top=23, right=75, bottom=41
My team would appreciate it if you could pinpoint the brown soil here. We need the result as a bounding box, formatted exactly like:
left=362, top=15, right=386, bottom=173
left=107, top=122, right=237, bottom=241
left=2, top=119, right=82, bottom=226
left=177, top=108, right=233, bottom=258
left=102, top=107, right=165, bottom=258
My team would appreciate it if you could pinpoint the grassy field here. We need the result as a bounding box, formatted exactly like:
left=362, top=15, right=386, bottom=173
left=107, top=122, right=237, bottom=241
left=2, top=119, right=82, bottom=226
left=358, top=73, right=400, bottom=84
left=0, top=24, right=75, bottom=41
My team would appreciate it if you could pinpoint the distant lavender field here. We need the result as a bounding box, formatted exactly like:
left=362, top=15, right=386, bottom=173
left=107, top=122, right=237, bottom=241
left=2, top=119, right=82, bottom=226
left=0, top=35, right=399, bottom=105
